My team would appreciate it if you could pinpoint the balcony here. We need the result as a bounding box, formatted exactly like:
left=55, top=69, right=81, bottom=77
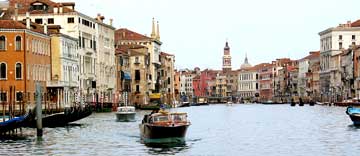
left=85, top=48, right=95, bottom=55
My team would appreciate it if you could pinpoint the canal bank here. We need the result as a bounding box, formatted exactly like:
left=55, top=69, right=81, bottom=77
left=0, top=104, right=359, bottom=156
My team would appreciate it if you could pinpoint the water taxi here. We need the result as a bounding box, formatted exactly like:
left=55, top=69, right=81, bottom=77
left=139, top=110, right=190, bottom=143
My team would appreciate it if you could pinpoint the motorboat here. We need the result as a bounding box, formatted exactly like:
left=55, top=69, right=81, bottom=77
left=115, top=106, right=136, bottom=122
left=346, top=106, right=360, bottom=126
left=140, top=110, right=190, bottom=144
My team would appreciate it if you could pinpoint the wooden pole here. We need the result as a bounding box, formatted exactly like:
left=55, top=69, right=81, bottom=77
left=36, top=83, right=43, bottom=137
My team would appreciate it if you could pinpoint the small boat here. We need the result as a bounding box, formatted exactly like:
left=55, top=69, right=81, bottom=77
left=25, top=106, right=92, bottom=128
left=0, top=112, right=33, bottom=133
left=346, top=106, right=360, bottom=125
left=178, top=102, right=190, bottom=107
left=115, top=106, right=136, bottom=122
left=140, top=110, right=190, bottom=144
left=262, top=100, right=275, bottom=104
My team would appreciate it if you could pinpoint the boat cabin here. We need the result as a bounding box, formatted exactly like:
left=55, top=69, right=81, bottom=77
left=117, top=106, right=135, bottom=112
left=145, top=112, right=189, bottom=125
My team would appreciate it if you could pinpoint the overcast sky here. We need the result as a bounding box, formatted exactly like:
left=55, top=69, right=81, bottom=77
left=56, top=0, right=360, bottom=70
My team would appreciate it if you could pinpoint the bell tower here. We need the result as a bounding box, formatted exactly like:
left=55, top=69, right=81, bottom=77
left=222, top=41, right=232, bottom=72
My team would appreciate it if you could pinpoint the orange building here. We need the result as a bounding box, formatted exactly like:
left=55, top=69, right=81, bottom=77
left=0, top=19, right=50, bottom=105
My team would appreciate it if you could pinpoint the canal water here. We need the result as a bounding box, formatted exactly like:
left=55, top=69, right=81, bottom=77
left=1, top=104, right=359, bottom=156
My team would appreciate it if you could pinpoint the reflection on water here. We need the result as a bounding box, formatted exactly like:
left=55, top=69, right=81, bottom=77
left=146, top=142, right=189, bottom=155
left=1, top=105, right=360, bottom=156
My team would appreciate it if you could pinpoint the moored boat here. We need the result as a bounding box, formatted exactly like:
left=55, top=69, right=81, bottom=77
left=115, top=106, right=136, bottom=122
left=178, top=102, right=190, bottom=107
left=0, top=111, right=33, bottom=133
left=24, top=105, right=92, bottom=128
left=346, top=106, right=360, bottom=126
left=139, top=110, right=190, bottom=144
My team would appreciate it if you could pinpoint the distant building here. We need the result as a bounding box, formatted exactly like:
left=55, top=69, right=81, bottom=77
left=216, top=73, right=227, bottom=97
left=257, top=63, right=274, bottom=101
left=318, top=20, right=360, bottom=101
left=160, top=52, right=175, bottom=105
left=298, top=51, right=320, bottom=98
left=222, top=41, right=232, bottom=72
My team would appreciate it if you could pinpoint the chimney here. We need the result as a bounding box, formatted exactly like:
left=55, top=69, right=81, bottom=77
left=26, top=12, right=30, bottom=29
left=59, top=5, right=63, bottom=13
left=53, top=7, right=58, bottom=14
left=347, top=20, right=352, bottom=27
left=14, top=3, right=18, bottom=21
left=109, top=18, right=113, bottom=26
left=44, top=18, right=48, bottom=34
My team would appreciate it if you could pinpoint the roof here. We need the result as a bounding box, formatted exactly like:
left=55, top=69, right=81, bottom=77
left=300, top=51, right=320, bottom=61
left=351, top=20, right=360, bottom=27
left=160, top=52, right=174, bottom=56
left=0, top=19, right=46, bottom=34
left=9, top=0, right=75, bottom=14
left=115, top=44, right=147, bottom=55
left=115, top=28, right=151, bottom=41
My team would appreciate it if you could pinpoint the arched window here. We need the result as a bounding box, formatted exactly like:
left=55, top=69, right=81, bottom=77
left=0, top=36, right=6, bottom=50
left=0, top=63, right=7, bottom=79
left=15, top=36, right=22, bottom=51
left=16, top=63, right=22, bottom=79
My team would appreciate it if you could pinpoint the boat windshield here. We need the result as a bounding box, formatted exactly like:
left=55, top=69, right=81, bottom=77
left=152, top=115, right=170, bottom=122
left=118, top=107, right=135, bottom=112
left=171, top=114, right=187, bottom=122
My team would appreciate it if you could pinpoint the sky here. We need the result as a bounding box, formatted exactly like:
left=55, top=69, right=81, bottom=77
left=56, top=0, right=360, bottom=70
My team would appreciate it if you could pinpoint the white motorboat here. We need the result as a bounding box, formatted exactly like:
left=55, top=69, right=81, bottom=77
left=115, top=106, right=136, bottom=122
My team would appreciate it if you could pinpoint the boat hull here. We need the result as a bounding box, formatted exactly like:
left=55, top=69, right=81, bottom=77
left=349, top=114, right=360, bottom=125
left=116, top=112, right=136, bottom=122
left=139, top=124, right=189, bottom=143
left=25, top=106, right=92, bottom=128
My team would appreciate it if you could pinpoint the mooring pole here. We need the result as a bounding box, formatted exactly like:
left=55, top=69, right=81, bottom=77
left=36, top=83, right=43, bottom=137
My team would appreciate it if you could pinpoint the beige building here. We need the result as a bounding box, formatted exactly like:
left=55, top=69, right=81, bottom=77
left=48, top=31, right=78, bottom=107
left=94, top=14, right=116, bottom=104
left=160, top=52, right=175, bottom=105
left=115, top=18, right=162, bottom=105
left=216, top=73, right=227, bottom=97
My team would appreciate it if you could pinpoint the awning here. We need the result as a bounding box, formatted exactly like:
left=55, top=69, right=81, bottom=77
left=124, top=72, right=131, bottom=80
left=121, top=71, right=131, bottom=80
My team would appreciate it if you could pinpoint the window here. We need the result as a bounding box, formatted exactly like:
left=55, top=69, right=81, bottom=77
left=135, top=70, right=140, bottom=81
left=68, top=17, right=74, bottom=23
left=0, top=63, right=6, bottom=79
left=339, top=35, right=342, bottom=40
left=16, top=63, right=22, bottom=79
left=136, top=85, right=140, bottom=92
left=0, top=36, right=5, bottom=50
left=15, top=36, right=21, bottom=51
left=168, top=77, right=170, bottom=84
left=35, top=18, right=43, bottom=24
left=0, top=92, right=6, bottom=102
left=352, top=35, right=356, bottom=40
left=352, top=42, right=356, bottom=46
left=135, top=57, right=139, bottom=64
left=339, top=42, right=343, bottom=49
left=16, top=92, right=23, bottom=102
left=48, top=18, right=54, bottom=24
left=119, top=56, right=123, bottom=65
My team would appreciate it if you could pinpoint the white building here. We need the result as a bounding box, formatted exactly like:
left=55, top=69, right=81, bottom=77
left=95, top=14, right=116, bottom=103
left=180, top=70, right=195, bottom=97
left=48, top=33, right=79, bottom=107
left=318, top=20, right=360, bottom=100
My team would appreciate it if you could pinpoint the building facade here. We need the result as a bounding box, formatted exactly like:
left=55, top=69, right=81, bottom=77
left=48, top=32, right=78, bottom=107
left=318, top=20, right=360, bottom=102
left=0, top=20, right=50, bottom=105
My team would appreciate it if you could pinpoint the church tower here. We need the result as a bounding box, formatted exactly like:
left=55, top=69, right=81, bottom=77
left=222, top=41, right=232, bottom=72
